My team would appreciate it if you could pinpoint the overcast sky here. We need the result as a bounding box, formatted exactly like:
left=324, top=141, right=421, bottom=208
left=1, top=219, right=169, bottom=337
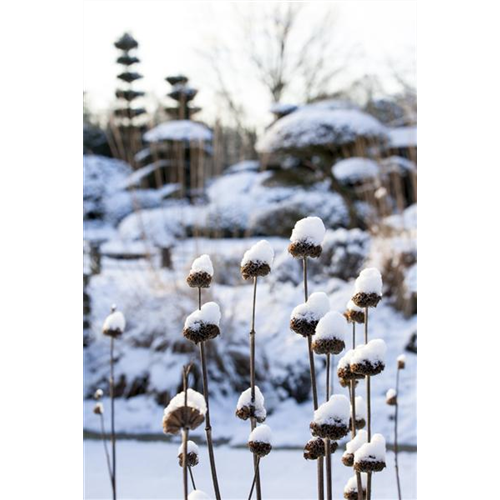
left=84, top=0, right=416, bottom=130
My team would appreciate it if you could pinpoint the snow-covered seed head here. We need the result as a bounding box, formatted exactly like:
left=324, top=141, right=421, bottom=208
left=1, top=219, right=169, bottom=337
left=290, top=292, right=330, bottom=337
left=93, top=402, right=104, bottom=415
left=353, top=434, right=387, bottom=473
left=312, top=311, right=348, bottom=355
left=248, top=424, right=273, bottom=457
left=352, top=268, right=383, bottom=308
left=344, top=299, right=365, bottom=324
left=94, top=388, right=104, bottom=400
left=183, top=302, right=221, bottom=344
left=397, top=354, right=406, bottom=370
left=178, top=440, right=200, bottom=467
left=342, top=429, right=368, bottom=467
left=240, top=240, right=274, bottom=280
left=310, top=394, right=351, bottom=441
left=337, top=349, right=365, bottom=381
left=303, top=437, right=337, bottom=460
left=386, top=389, right=397, bottom=406
left=343, top=473, right=367, bottom=500
left=235, top=386, right=266, bottom=423
left=350, top=339, right=387, bottom=376
left=288, top=216, right=326, bottom=259
left=102, top=307, right=126, bottom=338
left=188, top=491, right=212, bottom=500
left=187, top=254, right=214, bottom=289
left=162, top=389, right=207, bottom=434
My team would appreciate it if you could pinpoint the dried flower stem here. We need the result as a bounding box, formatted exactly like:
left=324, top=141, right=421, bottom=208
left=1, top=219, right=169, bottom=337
left=364, top=307, right=372, bottom=500
left=303, top=256, right=324, bottom=500
left=351, top=323, right=363, bottom=500
left=188, top=467, right=196, bottom=491
left=247, top=457, right=261, bottom=500
left=249, top=276, right=262, bottom=500
left=197, top=288, right=222, bottom=500
left=98, top=413, right=113, bottom=487
left=182, top=365, right=190, bottom=500
left=394, top=367, right=402, bottom=500
left=325, top=353, right=332, bottom=500
left=109, top=336, right=117, bottom=500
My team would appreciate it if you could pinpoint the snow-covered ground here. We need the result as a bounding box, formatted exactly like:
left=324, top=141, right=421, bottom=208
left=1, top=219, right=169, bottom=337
left=84, top=440, right=416, bottom=499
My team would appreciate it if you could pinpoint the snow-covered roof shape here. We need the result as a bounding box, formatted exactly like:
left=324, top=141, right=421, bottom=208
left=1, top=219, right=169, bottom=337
left=257, top=108, right=387, bottom=153
left=144, top=120, right=212, bottom=143
left=332, top=157, right=380, bottom=183
left=388, top=126, right=417, bottom=148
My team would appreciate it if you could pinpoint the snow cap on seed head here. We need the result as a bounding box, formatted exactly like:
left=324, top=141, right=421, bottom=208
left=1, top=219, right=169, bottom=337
left=354, top=268, right=383, bottom=295
left=354, top=433, right=386, bottom=462
left=353, top=396, right=367, bottom=421
left=313, top=394, right=350, bottom=425
left=164, top=389, right=207, bottom=419
left=188, top=491, right=212, bottom=500
left=313, top=311, right=348, bottom=341
left=291, top=292, right=330, bottom=322
left=352, top=339, right=387, bottom=365
left=178, top=440, right=199, bottom=456
left=184, top=302, right=221, bottom=330
left=190, top=254, right=214, bottom=276
left=102, top=307, right=126, bottom=335
left=241, top=240, right=274, bottom=267
left=397, top=354, right=406, bottom=369
left=290, top=216, right=326, bottom=246
left=237, top=386, right=267, bottom=421
left=94, top=388, right=104, bottom=400
left=249, top=424, right=272, bottom=444
left=346, top=299, right=363, bottom=312
left=344, top=473, right=368, bottom=494
left=346, top=429, right=368, bottom=454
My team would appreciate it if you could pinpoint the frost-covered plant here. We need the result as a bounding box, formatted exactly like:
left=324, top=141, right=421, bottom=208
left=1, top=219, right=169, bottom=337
left=354, top=434, right=387, bottom=473
left=184, top=255, right=222, bottom=500
left=102, top=305, right=126, bottom=500
left=178, top=441, right=199, bottom=490
left=239, top=240, right=274, bottom=500
left=342, top=430, right=368, bottom=467
left=343, top=473, right=367, bottom=500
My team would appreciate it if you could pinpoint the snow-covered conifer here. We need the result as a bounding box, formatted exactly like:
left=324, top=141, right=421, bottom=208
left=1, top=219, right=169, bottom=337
left=187, top=254, right=214, bottom=288
left=183, top=302, right=221, bottom=344
left=290, top=292, right=330, bottom=337
left=240, top=240, right=274, bottom=280
left=288, top=216, right=326, bottom=259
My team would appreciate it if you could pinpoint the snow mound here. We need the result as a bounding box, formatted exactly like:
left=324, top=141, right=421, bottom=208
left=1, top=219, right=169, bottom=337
left=190, top=255, right=214, bottom=276
left=249, top=424, right=272, bottom=444
left=354, top=433, right=386, bottom=462
left=144, top=120, right=212, bottom=143
left=352, top=339, right=387, bottom=365
left=290, top=216, right=326, bottom=246
left=257, top=108, right=387, bottom=153
left=178, top=440, right=199, bottom=456
left=346, top=429, right=368, bottom=454
left=313, top=394, right=350, bottom=425
left=225, top=160, right=260, bottom=174
left=164, top=389, right=207, bottom=418
left=185, top=302, right=221, bottom=330
left=237, top=386, right=267, bottom=421
left=332, top=157, right=380, bottom=184
left=241, top=240, right=274, bottom=266
left=291, top=292, right=330, bottom=323
left=354, top=396, right=367, bottom=421
left=313, top=311, right=348, bottom=341
left=354, top=268, right=383, bottom=295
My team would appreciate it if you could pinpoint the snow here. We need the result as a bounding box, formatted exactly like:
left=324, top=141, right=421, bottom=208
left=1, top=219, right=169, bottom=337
left=164, top=389, right=207, bottom=418
left=257, top=108, right=387, bottom=153
left=185, top=302, right=221, bottom=330
left=241, top=240, right=274, bottom=267
left=354, top=268, right=383, bottom=295
left=269, top=103, right=298, bottom=115
left=388, top=126, right=417, bottom=149
left=344, top=473, right=368, bottom=493
left=94, top=402, right=104, bottom=414
left=380, top=156, right=416, bottom=173
left=354, top=396, right=367, bottom=421
left=352, top=339, right=387, bottom=365
left=290, top=216, right=326, bottom=246
left=178, top=440, right=200, bottom=456
left=313, top=311, right=348, bottom=341
left=94, top=388, right=103, bottom=399
left=337, top=349, right=355, bottom=371
left=345, top=429, right=368, bottom=454
left=354, top=433, right=386, bottom=462
left=144, top=120, right=212, bottom=143
left=397, top=354, right=407, bottom=364
left=237, top=386, right=266, bottom=421
left=190, top=255, right=214, bottom=276
left=102, top=310, right=126, bottom=333
left=332, top=158, right=380, bottom=184
left=249, top=424, right=272, bottom=444
left=291, top=292, right=330, bottom=323
left=188, top=491, right=211, bottom=500
left=346, top=299, right=363, bottom=313
left=386, top=389, right=397, bottom=400
left=225, top=160, right=260, bottom=174
left=313, top=394, right=350, bottom=425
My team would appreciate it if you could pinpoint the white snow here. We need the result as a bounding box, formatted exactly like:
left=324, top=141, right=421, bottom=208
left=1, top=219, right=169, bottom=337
left=354, top=268, right=383, bottom=295
left=249, top=424, right=272, bottom=444
left=164, top=389, right=207, bottom=418
left=184, top=302, right=221, bottom=331
left=102, top=310, right=126, bottom=333
left=178, top=440, right=200, bottom=456
left=290, top=216, right=326, bottom=246
left=94, top=402, right=104, bottom=414
left=344, top=473, right=368, bottom=493
left=386, top=389, right=397, bottom=400
left=332, top=158, right=380, bottom=184
left=345, top=429, right=368, bottom=454
left=352, top=339, right=387, bottom=365
left=388, top=126, right=417, bottom=148
left=346, top=299, right=363, bottom=313
left=190, top=254, right=214, bottom=276
left=188, top=491, right=212, bottom=500
left=291, top=292, right=330, bottom=323
left=313, top=311, right=348, bottom=341
left=241, top=240, right=274, bottom=267
left=144, top=120, right=212, bottom=143
left=337, top=349, right=355, bottom=372
left=94, top=388, right=103, bottom=399
left=354, top=396, right=367, bottom=421
left=225, top=160, right=260, bottom=174
left=354, top=433, right=386, bottom=462
left=236, top=386, right=267, bottom=421
left=313, top=394, right=350, bottom=425
left=397, top=354, right=407, bottom=364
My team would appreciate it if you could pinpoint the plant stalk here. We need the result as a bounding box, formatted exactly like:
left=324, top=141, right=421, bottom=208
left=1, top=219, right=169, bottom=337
left=325, top=353, right=332, bottom=500
left=110, top=336, right=117, bottom=500
left=188, top=466, right=196, bottom=491
left=247, top=457, right=261, bottom=500
left=395, top=368, right=402, bottom=500
left=99, top=414, right=113, bottom=487
left=365, top=307, right=372, bottom=500
left=352, top=323, right=363, bottom=500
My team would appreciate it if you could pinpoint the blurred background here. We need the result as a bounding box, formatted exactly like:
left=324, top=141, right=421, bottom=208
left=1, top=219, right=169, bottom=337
left=83, top=1, right=416, bottom=498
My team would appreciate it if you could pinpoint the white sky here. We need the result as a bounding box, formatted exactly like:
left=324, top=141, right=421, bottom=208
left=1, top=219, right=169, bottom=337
left=84, top=0, right=416, bottom=129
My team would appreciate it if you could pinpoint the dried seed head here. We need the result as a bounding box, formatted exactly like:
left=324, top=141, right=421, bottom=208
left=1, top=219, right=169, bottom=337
left=102, top=308, right=126, bottom=338
left=290, top=317, right=318, bottom=337
left=341, top=451, right=354, bottom=467
left=241, top=240, right=274, bottom=279
left=183, top=324, right=220, bottom=344
left=350, top=360, right=385, bottom=376
left=240, top=261, right=271, bottom=280
left=312, top=337, right=345, bottom=355
left=186, top=271, right=212, bottom=289
left=248, top=425, right=272, bottom=457
left=94, top=388, right=104, bottom=400
left=288, top=240, right=322, bottom=259
left=397, top=354, right=406, bottom=370
left=303, top=437, right=338, bottom=460
left=386, top=389, right=397, bottom=406
left=93, top=402, right=104, bottom=415
left=310, top=421, right=350, bottom=441
left=351, top=291, right=382, bottom=308
left=163, top=389, right=207, bottom=435
left=354, top=458, right=386, bottom=473
left=248, top=440, right=272, bottom=457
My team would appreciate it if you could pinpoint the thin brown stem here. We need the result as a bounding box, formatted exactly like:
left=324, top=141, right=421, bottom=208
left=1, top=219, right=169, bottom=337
left=325, top=353, right=332, bottom=500
left=247, top=456, right=261, bottom=500
left=110, top=337, right=117, bottom=500
left=395, top=368, right=402, bottom=500
left=364, top=307, right=372, bottom=500
left=188, top=466, right=196, bottom=491
left=99, top=414, right=113, bottom=487
left=352, top=324, right=364, bottom=500
left=182, top=428, right=189, bottom=500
